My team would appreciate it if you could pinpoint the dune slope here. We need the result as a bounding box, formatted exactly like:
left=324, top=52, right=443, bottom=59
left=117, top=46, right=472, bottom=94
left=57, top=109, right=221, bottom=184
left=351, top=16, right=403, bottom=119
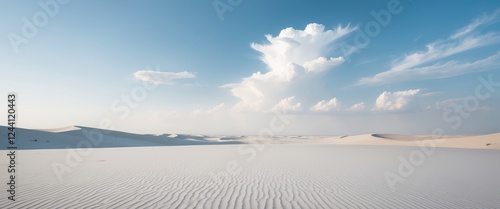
left=0, top=126, right=242, bottom=149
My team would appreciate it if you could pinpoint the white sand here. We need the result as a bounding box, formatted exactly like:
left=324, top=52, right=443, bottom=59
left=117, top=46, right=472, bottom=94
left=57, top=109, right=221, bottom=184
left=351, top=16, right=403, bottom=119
left=1, top=126, right=499, bottom=208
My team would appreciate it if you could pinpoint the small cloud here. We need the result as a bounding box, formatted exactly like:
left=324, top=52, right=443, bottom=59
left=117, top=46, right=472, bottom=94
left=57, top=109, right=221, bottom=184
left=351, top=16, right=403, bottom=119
left=272, top=96, right=301, bottom=113
left=310, top=98, right=341, bottom=112
left=187, top=103, right=227, bottom=116
left=434, top=97, right=490, bottom=112
left=134, top=70, right=196, bottom=85
left=207, top=103, right=225, bottom=114
left=420, top=92, right=442, bottom=97
left=349, top=102, right=365, bottom=111
left=414, top=35, right=423, bottom=42
left=152, top=110, right=179, bottom=120
left=373, top=89, right=420, bottom=111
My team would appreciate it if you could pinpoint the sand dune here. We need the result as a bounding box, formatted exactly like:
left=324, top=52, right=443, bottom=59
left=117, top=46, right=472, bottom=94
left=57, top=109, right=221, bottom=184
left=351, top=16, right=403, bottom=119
left=320, top=133, right=500, bottom=149
left=371, top=133, right=473, bottom=141
left=0, top=126, right=242, bottom=149
left=371, top=134, right=449, bottom=141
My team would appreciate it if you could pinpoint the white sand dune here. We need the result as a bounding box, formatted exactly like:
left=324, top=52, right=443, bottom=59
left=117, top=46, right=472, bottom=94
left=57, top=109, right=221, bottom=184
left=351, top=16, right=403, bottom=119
left=1, top=126, right=499, bottom=208
left=431, top=133, right=500, bottom=149
left=318, top=133, right=500, bottom=149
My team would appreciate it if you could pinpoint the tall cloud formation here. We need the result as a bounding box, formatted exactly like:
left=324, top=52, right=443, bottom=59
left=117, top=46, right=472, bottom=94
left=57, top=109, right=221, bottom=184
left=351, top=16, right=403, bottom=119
left=358, top=10, right=500, bottom=85
left=134, top=70, right=196, bottom=85
left=223, top=23, right=355, bottom=112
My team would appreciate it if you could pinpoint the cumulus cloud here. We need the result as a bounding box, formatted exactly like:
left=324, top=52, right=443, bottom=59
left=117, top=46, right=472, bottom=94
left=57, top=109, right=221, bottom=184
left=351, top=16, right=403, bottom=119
left=272, top=96, right=301, bottom=113
left=349, top=102, right=365, bottom=111
left=223, top=23, right=355, bottom=112
left=310, top=98, right=341, bottom=112
left=134, top=70, right=196, bottom=85
left=373, top=89, right=420, bottom=111
left=358, top=10, right=500, bottom=85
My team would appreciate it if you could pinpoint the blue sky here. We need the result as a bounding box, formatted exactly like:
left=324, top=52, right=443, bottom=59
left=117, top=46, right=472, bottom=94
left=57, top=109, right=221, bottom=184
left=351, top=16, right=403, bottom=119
left=1, top=0, right=500, bottom=135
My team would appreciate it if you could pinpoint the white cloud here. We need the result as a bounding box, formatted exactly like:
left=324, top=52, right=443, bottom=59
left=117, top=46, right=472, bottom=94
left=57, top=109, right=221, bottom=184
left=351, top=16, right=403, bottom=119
left=373, top=89, right=420, bottom=111
left=190, top=109, right=202, bottom=116
left=188, top=103, right=227, bottom=116
left=152, top=110, right=178, bottom=120
left=134, top=70, right=196, bottom=85
left=223, top=23, right=355, bottom=112
left=303, top=57, right=345, bottom=73
left=359, top=52, right=500, bottom=85
left=272, top=96, right=301, bottom=113
left=310, top=98, right=341, bottom=112
left=206, top=103, right=225, bottom=114
left=349, top=102, right=365, bottom=111
left=434, top=97, right=490, bottom=112
left=434, top=97, right=467, bottom=110
left=358, top=10, right=500, bottom=85
left=420, top=92, right=442, bottom=97
left=451, top=9, right=500, bottom=39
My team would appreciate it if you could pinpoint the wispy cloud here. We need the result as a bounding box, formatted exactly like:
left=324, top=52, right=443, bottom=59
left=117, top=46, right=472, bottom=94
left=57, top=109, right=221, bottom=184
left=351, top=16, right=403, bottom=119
left=206, top=103, right=226, bottom=114
left=134, top=70, right=196, bottom=85
left=359, top=52, right=500, bottom=85
left=420, top=91, right=442, bottom=97
left=358, top=10, right=500, bottom=85
left=451, top=9, right=500, bottom=39
left=189, top=103, right=227, bottom=116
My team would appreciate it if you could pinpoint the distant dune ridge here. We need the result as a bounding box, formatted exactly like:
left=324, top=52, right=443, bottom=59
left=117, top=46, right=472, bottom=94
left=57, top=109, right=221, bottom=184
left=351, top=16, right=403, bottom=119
left=0, top=126, right=499, bottom=208
left=0, top=125, right=498, bottom=149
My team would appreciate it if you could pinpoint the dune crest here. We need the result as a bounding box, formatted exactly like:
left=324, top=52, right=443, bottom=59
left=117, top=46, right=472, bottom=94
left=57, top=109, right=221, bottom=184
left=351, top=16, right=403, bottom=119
left=39, top=125, right=81, bottom=133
